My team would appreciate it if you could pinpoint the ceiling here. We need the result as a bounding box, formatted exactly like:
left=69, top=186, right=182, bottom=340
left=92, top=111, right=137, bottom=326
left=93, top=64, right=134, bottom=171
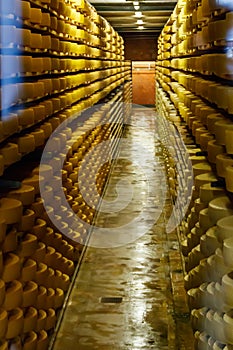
left=89, top=0, right=177, bottom=37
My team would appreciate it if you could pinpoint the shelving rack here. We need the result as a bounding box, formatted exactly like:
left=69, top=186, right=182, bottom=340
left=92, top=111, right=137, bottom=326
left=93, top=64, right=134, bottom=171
left=157, top=0, right=233, bottom=348
left=0, top=1, right=132, bottom=349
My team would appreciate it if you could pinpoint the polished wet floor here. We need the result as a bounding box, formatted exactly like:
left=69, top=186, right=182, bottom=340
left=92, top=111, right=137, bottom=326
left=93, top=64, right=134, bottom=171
left=51, top=108, right=194, bottom=350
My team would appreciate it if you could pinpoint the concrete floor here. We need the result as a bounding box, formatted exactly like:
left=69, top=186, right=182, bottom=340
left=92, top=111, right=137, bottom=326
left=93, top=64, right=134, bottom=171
left=51, top=108, right=194, bottom=350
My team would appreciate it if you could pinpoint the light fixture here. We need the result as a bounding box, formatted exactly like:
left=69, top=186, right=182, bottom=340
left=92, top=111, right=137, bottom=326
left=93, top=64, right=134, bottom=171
left=136, top=19, right=144, bottom=25
left=134, top=5, right=140, bottom=10
left=133, top=1, right=139, bottom=5
left=138, top=25, right=144, bottom=30
left=134, top=11, right=142, bottom=18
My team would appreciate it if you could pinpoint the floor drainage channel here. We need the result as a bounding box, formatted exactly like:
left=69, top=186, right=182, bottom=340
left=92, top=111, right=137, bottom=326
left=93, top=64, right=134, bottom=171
left=100, top=297, right=123, bottom=304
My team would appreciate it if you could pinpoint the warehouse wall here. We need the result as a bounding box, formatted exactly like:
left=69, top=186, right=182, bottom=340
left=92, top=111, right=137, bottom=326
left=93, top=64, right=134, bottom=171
left=123, top=35, right=158, bottom=61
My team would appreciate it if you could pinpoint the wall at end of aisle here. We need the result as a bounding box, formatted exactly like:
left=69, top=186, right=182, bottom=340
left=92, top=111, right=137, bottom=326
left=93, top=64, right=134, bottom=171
left=122, top=35, right=158, bottom=61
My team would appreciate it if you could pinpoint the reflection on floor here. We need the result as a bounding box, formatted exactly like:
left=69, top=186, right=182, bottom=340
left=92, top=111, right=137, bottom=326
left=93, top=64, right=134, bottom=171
left=51, top=108, right=194, bottom=350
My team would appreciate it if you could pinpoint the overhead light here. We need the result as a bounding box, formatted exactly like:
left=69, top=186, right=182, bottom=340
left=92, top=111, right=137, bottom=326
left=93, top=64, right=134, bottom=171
left=138, top=25, right=144, bottom=30
left=134, top=5, right=140, bottom=10
left=133, top=1, right=139, bottom=5
left=136, top=19, right=144, bottom=25
left=134, top=11, right=142, bottom=18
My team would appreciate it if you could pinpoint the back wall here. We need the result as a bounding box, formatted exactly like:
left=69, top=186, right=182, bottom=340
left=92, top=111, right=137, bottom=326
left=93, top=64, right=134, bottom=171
left=122, top=34, right=158, bottom=61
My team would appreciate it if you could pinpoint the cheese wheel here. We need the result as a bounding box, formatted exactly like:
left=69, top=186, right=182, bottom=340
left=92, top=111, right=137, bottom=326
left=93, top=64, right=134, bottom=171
left=30, top=8, right=42, bottom=25
left=33, top=105, right=46, bottom=122
left=200, top=183, right=225, bottom=204
left=225, top=129, right=233, bottom=154
left=216, top=154, right=233, bottom=178
left=195, top=172, right=218, bottom=191
left=200, top=133, right=214, bottom=152
left=0, top=309, right=7, bottom=339
left=2, top=253, right=21, bottom=282
left=3, top=280, right=23, bottom=310
left=207, top=140, right=225, bottom=164
left=208, top=196, right=233, bottom=226
left=16, top=134, right=35, bottom=154
left=23, top=308, right=38, bottom=333
left=7, top=184, right=35, bottom=205
left=22, top=175, right=44, bottom=195
left=193, top=162, right=212, bottom=177
left=21, top=259, right=37, bottom=283
left=31, top=129, right=45, bottom=147
left=30, top=33, right=42, bottom=50
left=217, top=215, right=233, bottom=242
left=207, top=114, right=224, bottom=134
left=0, top=198, right=22, bottom=224
left=214, top=120, right=233, bottom=146
left=17, top=108, right=34, bottom=126
left=226, top=165, right=233, bottom=193
left=22, top=281, right=38, bottom=307
left=195, top=128, right=207, bottom=144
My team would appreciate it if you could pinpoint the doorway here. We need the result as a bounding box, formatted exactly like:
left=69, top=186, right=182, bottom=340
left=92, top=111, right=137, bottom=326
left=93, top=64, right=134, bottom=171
left=132, top=61, right=155, bottom=106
